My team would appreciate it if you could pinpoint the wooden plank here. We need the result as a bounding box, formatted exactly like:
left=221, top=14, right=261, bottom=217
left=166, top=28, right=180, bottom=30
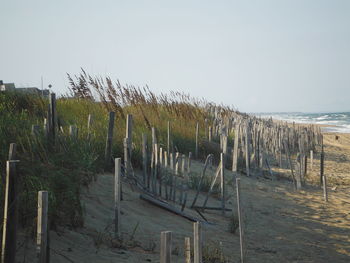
left=236, top=178, right=244, bottom=263
left=191, top=154, right=213, bottom=208
left=160, top=231, right=172, bottom=263
left=104, top=112, right=115, bottom=170
left=193, top=222, right=202, bottom=263
left=115, top=158, right=121, bottom=238
left=139, top=194, right=200, bottom=222
left=1, top=160, right=19, bottom=263
left=185, top=237, right=191, bottom=263
left=37, top=190, right=49, bottom=263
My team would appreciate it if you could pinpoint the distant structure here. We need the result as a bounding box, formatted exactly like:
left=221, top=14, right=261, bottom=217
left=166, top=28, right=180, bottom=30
left=0, top=80, right=50, bottom=97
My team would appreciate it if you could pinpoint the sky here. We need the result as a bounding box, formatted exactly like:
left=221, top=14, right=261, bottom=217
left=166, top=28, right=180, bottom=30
left=1, top=0, right=349, bottom=113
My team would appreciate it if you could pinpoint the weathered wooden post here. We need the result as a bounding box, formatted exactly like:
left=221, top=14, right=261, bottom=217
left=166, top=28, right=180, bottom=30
left=37, top=191, right=49, bottom=263
left=193, top=222, right=202, bottom=263
left=232, top=126, right=239, bottom=173
left=322, top=174, right=328, bottom=202
left=104, top=112, right=115, bottom=170
left=125, top=114, right=133, bottom=177
left=220, top=153, right=225, bottom=215
left=8, top=143, right=17, bottom=160
left=245, top=124, right=250, bottom=177
left=208, top=126, right=212, bottom=142
left=185, top=237, right=191, bottom=263
left=236, top=178, right=244, bottom=263
left=195, top=122, right=199, bottom=159
left=188, top=152, right=192, bottom=173
left=320, top=145, right=325, bottom=186
left=164, top=150, right=168, bottom=168
left=115, top=158, right=121, bottom=238
left=1, top=160, right=19, bottom=263
left=48, top=92, right=56, bottom=145
left=69, top=125, right=78, bottom=139
left=142, top=134, right=148, bottom=188
left=160, top=231, right=172, bottom=263
left=87, top=114, right=92, bottom=139
left=167, top=121, right=171, bottom=153
left=31, top=125, right=40, bottom=136
left=310, top=150, right=313, bottom=170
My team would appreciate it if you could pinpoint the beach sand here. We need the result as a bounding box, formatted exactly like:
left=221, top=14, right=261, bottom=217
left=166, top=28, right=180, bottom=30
left=16, top=132, right=350, bottom=262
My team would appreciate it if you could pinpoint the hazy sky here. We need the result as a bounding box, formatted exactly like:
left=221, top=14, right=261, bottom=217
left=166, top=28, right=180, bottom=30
left=1, top=0, right=349, bottom=113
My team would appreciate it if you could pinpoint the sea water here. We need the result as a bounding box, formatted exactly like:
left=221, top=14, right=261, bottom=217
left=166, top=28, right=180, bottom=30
left=256, top=112, right=350, bottom=133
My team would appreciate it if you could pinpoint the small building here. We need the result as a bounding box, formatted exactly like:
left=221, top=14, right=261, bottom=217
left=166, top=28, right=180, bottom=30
left=0, top=80, right=16, bottom=91
left=0, top=80, right=50, bottom=97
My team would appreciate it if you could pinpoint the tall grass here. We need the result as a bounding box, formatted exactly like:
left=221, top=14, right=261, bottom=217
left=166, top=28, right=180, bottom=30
left=0, top=70, right=236, bottom=232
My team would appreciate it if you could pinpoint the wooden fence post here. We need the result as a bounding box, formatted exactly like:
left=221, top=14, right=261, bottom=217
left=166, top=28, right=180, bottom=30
left=195, top=122, right=199, bottom=159
left=193, top=222, right=202, bottom=263
left=69, top=125, right=78, bottom=139
left=31, top=125, right=40, bottom=136
left=188, top=152, right=192, bottom=173
left=310, top=150, right=313, bottom=170
left=1, top=160, right=19, bottom=263
left=48, top=92, right=56, bottom=145
left=124, top=138, right=130, bottom=178
left=87, top=114, right=92, bottom=139
left=142, top=134, right=148, bottom=188
left=104, top=112, right=115, bottom=170
left=160, top=231, right=172, bottom=263
left=320, top=146, right=325, bottom=186
left=185, top=237, right=191, bottom=263
left=115, top=158, right=121, bottom=238
left=167, top=121, right=171, bottom=153
left=244, top=124, right=250, bottom=177
left=236, top=178, right=244, bottom=263
left=232, top=125, right=239, bottom=173
left=322, top=174, right=328, bottom=202
left=220, top=153, right=225, bottom=215
left=8, top=143, right=17, bottom=160
left=37, top=190, right=49, bottom=263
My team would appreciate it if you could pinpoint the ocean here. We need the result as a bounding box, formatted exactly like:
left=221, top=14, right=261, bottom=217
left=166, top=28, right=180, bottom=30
left=256, top=112, right=350, bottom=133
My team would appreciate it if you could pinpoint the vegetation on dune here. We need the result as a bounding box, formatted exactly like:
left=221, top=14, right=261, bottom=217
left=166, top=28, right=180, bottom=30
left=0, top=70, right=232, bottom=232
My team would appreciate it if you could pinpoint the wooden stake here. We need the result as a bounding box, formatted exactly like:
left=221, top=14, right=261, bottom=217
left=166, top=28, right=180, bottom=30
left=104, top=112, right=115, bottom=170
left=322, top=175, right=328, bottom=202
left=160, top=231, right=172, bottom=263
left=167, top=121, right=171, bottom=153
left=232, top=126, right=239, bottom=172
left=236, top=178, right=244, bottom=263
left=1, top=160, right=19, bottom=263
left=185, top=237, right=191, bottom=263
left=193, top=222, right=202, bottom=263
left=310, top=150, right=313, bottom=170
left=188, top=152, right=192, bottom=173
left=37, top=191, right=49, bottom=263
left=195, top=122, right=199, bottom=159
left=142, top=133, right=148, bottom=188
left=115, top=158, right=121, bottom=238
left=220, top=153, right=225, bottom=215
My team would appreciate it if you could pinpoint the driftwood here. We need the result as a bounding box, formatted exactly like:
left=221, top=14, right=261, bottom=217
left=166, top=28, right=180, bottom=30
left=140, top=194, right=201, bottom=222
